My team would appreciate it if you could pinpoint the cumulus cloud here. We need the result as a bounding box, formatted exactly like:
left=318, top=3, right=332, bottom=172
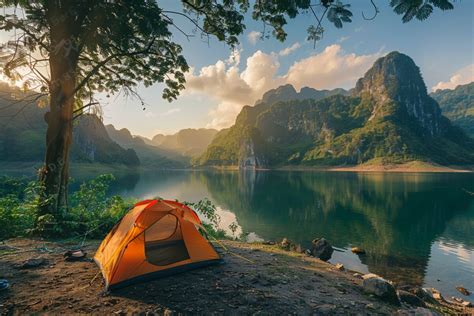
left=279, top=42, right=301, bottom=56
left=432, top=64, right=474, bottom=91
left=284, top=45, right=381, bottom=90
left=185, top=44, right=382, bottom=129
left=247, top=31, right=261, bottom=45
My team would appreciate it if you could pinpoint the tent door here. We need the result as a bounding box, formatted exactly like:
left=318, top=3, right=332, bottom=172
left=144, top=214, right=190, bottom=266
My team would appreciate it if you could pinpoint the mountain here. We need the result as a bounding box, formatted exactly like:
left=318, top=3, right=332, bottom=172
left=430, top=82, right=474, bottom=137
left=105, top=125, right=188, bottom=168
left=150, top=128, right=218, bottom=157
left=0, top=83, right=139, bottom=166
left=71, top=115, right=139, bottom=165
left=256, top=84, right=349, bottom=105
left=197, top=52, right=474, bottom=168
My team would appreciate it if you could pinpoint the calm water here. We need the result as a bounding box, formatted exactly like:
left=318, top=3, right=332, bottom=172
left=103, top=170, right=474, bottom=301
left=7, top=167, right=474, bottom=301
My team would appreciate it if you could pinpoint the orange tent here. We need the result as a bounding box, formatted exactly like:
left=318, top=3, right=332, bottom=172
left=94, top=199, right=221, bottom=290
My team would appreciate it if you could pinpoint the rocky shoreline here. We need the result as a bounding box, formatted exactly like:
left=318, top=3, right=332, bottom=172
left=275, top=237, right=473, bottom=314
left=0, top=238, right=472, bottom=315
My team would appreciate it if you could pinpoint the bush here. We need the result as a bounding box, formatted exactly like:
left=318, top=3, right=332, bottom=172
left=0, top=174, right=136, bottom=240
left=0, top=174, right=236, bottom=242
left=0, top=178, right=41, bottom=239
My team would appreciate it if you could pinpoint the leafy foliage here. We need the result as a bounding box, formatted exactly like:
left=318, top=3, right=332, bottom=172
left=390, top=0, right=454, bottom=22
left=0, top=174, right=135, bottom=240
left=0, top=174, right=237, bottom=241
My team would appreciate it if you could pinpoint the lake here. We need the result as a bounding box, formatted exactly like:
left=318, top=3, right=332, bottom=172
left=6, top=167, right=474, bottom=302
left=101, top=169, right=474, bottom=302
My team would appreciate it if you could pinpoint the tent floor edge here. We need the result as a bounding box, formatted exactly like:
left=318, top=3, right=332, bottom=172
left=107, top=258, right=224, bottom=291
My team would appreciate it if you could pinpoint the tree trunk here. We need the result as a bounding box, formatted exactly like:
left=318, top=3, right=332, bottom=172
left=38, top=47, right=78, bottom=222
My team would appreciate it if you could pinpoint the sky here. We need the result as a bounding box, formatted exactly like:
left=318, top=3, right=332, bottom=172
left=2, top=1, right=473, bottom=138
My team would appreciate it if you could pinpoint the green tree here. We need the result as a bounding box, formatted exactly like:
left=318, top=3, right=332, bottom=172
left=0, top=0, right=455, bottom=230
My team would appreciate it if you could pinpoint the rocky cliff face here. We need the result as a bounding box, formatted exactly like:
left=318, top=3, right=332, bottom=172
left=354, top=52, right=442, bottom=136
left=71, top=115, right=140, bottom=166
left=431, top=82, right=474, bottom=138
left=198, top=52, right=474, bottom=167
left=0, top=84, right=140, bottom=166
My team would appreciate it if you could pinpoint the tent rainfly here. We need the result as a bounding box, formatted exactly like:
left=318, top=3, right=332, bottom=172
left=94, top=199, right=221, bottom=290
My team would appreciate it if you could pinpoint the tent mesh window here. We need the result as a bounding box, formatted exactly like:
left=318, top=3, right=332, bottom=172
left=144, top=214, right=190, bottom=266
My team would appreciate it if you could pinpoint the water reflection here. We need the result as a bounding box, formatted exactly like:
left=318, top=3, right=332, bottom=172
left=107, top=169, right=474, bottom=300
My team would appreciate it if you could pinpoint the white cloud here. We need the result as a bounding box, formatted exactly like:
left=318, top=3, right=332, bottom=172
left=284, top=44, right=381, bottom=91
left=247, top=31, right=261, bottom=45
left=337, top=36, right=350, bottom=43
left=159, top=107, right=181, bottom=117
left=279, top=42, right=301, bottom=56
left=432, top=64, right=474, bottom=91
left=185, top=44, right=382, bottom=129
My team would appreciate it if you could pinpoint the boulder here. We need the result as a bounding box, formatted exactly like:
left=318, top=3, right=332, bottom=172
left=310, top=238, right=333, bottom=261
left=362, top=274, right=399, bottom=305
left=351, top=247, right=366, bottom=255
left=397, top=290, right=425, bottom=307
left=18, top=258, right=48, bottom=269
left=335, top=263, right=345, bottom=271
left=280, top=238, right=291, bottom=250
left=456, top=286, right=471, bottom=296
left=413, top=288, right=439, bottom=305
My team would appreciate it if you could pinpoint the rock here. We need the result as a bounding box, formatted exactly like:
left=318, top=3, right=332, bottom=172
left=432, top=292, right=444, bottom=301
left=18, top=258, right=48, bottom=269
left=362, top=274, right=399, bottom=305
left=310, top=238, right=334, bottom=261
left=397, top=290, right=425, bottom=307
left=351, top=247, right=366, bottom=254
left=335, top=263, right=345, bottom=271
left=456, top=286, right=471, bottom=296
left=353, top=273, right=363, bottom=279
left=414, top=288, right=439, bottom=305
left=280, top=238, right=291, bottom=250
left=292, top=244, right=304, bottom=253
left=461, top=301, right=472, bottom=307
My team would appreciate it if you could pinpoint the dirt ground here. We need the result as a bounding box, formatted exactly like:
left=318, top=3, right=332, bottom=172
left=0, top=238, right=470, bottom=315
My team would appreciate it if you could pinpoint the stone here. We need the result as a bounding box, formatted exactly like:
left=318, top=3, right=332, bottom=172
left=456, top=286, right=471, bottom=296
left=397, top=290, right=425, bottom=307
left=335, top=263, right=345, bottom=271
left=461, top=301, right=472, bottom=307
left=351, top=247, right=366, bottom=254
left=310, top=238, right=334, bottom=261
left=362, top=274, right=399, bottom=305
left=413, top=288, right=438, bottom=305
left=18, top=258, right=48, bottom=269
left=280, top=238, right=291, bottom=250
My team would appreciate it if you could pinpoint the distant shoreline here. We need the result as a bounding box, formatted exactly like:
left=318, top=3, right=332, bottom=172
left=1, top=161, right=473, bottom=175
left=277, top=162, right=474, bottom=173
left=203, top=161, right=474, bottom=173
